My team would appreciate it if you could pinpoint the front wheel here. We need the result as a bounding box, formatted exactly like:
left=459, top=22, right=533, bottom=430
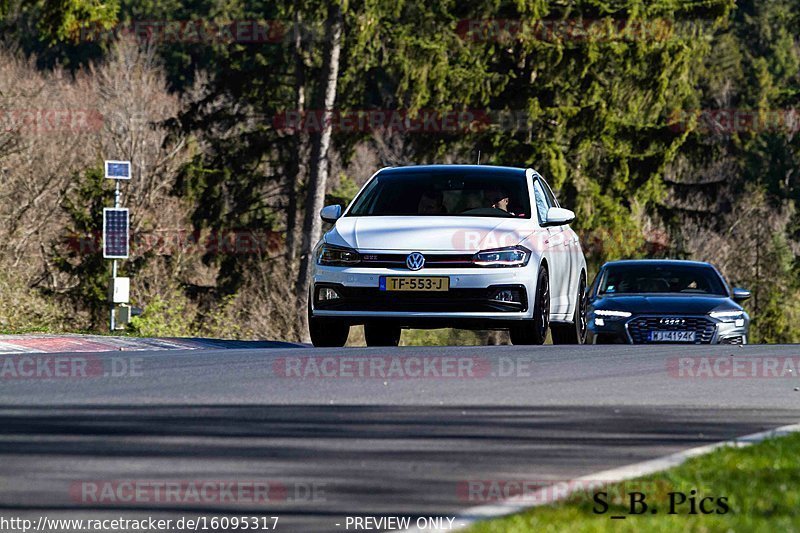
left=510, top=266, right=549, bottom=345
left=308, top=304, right=349, bottom=347
left=309, top=317, right=350, bottom=347
left=551, top=273, right=587, bottom=345
left=364, top=323, right=401, bottom=347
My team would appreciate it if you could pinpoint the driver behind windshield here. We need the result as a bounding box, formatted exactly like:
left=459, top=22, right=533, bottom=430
left=486, top=189, right=514, bottom=215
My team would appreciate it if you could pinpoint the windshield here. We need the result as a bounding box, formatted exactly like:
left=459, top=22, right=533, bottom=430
left=599, top=264, right=728, bottom=296
left=347, top=172, right=531, bottom=218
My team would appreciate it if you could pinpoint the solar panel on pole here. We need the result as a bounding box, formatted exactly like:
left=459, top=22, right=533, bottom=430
left=103, top=159, right=132, bottom=331
left=103, top=208, right=129, bottom=259
left=105, top=160, right=131, bottom=180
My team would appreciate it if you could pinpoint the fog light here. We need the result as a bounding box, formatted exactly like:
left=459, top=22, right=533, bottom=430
left=735, top=318, right=745, bottom=327
left=319, top=288, right=340, bottom=301
left=493, top=289, right=515, bottom=302
left=595, top=318, right=605, bottom=326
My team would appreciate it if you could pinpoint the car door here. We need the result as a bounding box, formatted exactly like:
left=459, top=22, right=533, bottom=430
left=533, top=176, right=570, bottom=317
left=540, top=176, right=581, bottom=316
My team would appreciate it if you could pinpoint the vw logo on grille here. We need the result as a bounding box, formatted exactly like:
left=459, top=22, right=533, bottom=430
left=660, top=317, right=685, bottom=326
left=406, top=252, right=425, bottom=271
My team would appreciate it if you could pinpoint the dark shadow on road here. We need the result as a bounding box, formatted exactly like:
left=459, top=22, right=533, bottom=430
left=0, top=405, right=796, bottom=532
left=170, top=338, right=306, bottom=349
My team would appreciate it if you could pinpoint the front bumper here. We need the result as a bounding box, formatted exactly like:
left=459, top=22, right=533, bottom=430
left=310, top=264, right=536, bottom=327
left=587, top=314, right=749, bottom=345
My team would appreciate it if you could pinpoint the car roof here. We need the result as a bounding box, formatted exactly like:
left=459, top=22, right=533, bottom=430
left=379, top=164, right=528, bottom=177
left=602, top=259, right=714, bottom=268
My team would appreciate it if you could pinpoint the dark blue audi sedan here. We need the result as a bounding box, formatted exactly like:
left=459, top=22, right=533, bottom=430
left=587, top=260, right=751, bottom=344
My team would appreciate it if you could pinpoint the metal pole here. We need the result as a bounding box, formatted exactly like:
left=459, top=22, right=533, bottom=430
left=109, top=179, right=121, bottom=332
left=110, top=259, right=117, bottom=331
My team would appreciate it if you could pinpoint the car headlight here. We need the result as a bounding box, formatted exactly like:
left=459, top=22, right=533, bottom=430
left=316, top=244, right=360, bottom=266
left=710, top=310, right=746, bottom=327
left=593, top=310, right=632, bottom=318
left=472, top=246, right=531, bottom=267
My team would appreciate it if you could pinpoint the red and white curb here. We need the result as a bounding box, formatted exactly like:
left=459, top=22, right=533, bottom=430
left=0, top=335, right=200, bottom=354
left=401, top=422, right=800, bottom=532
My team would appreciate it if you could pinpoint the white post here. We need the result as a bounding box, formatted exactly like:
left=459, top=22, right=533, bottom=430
left=110, top=259, right=117, bottom=331
left=109, top=179, right=121, bottom=332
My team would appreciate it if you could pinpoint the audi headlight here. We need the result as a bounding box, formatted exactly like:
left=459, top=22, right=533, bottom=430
left=710, top=310, right=746, bottom=327
left=473, top=246, right=531, bottom=267
left=593, top=310, right=632, bottom=318
left=316, top=244, right=360, bottom=266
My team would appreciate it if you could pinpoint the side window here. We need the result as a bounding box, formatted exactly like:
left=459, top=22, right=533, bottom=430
left=539, top=177, right=559, bottom=208
left=590, top=269, right=604, bottom=298
left=532, top=181, right=550, bottom=224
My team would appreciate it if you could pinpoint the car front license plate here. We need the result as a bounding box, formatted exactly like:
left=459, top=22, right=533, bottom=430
left=649, top=330, right=696, bottom=342
left=379, top=276, right=449, bottom=292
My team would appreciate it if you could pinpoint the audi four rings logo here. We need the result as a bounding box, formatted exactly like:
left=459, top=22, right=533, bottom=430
left=406, top=252, right=425, bottom=271
left=660, top=317, right=685, bottom=326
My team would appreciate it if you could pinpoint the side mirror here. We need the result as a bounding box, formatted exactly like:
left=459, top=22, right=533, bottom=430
left=544, top=207, right=575, bottom=227
left=732, top=287, right=751, bottom=302
left=320, top=205, right=343, bottom=223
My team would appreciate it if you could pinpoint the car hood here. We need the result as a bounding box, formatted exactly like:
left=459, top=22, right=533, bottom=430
left=591, top=294, right=742, bottom=315
left=325, top=216, right=537, bottom=252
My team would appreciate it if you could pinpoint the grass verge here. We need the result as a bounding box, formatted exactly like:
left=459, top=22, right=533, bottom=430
left=468, top=430, right=800, bottom=532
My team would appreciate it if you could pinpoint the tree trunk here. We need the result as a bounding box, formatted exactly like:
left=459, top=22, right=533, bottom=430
left=295, top=3, right=343, bottom=342
left=284, top=4, right=307, bottom=265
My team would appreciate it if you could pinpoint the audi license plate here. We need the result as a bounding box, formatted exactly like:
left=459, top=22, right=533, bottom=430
left=649, top=330, right=696, bottom=342
left=379, top=276, right=449, bottom=292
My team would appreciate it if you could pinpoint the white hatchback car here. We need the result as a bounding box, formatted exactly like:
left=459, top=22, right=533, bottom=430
left=308, top=165, right=587, bottom=346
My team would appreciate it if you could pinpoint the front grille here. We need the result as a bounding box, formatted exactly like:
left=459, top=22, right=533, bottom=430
left=315, top=284, right=527, bottom=313
left=626, top=316, right=716, bottom=344
left=359, top=253, right=475, bottom=269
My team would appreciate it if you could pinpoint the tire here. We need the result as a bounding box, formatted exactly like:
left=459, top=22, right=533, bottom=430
left=364, top=323, right=401, bottom=347
left=510, top=266, right=549, bottom=345
left=551, top=273, right=587, bottom=345
left=308, top=305, right=349, bottom=347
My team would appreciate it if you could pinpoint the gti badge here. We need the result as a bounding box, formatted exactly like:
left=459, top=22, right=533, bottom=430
left=406, top=252, right=425, bottom=271
left=660, top=317, right=685, bottom=326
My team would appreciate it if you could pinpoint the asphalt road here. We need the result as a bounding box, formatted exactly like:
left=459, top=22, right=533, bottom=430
left=2, top=343, right=800, bottom=532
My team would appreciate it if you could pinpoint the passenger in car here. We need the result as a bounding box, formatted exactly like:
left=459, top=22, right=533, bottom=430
left=417, top=190, right=446, bottom=214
